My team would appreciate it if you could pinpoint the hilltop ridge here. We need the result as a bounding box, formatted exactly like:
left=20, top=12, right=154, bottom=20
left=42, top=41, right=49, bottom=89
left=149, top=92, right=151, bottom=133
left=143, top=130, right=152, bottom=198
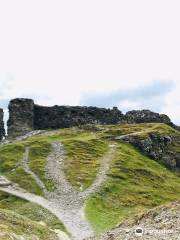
left=0, top=98, right=179, bottom=140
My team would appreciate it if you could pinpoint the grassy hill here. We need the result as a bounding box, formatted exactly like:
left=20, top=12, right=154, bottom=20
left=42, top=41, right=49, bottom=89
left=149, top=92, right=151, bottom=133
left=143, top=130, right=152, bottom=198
left=0, top=123, right=179, bottom=237
left=0, top=208, right=59, bottom=240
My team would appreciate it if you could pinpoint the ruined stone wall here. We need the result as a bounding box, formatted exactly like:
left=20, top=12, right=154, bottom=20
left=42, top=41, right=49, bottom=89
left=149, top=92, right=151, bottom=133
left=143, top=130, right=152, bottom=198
left=7, top=98, right=177, bottom=138
left=7, top=98, right=34, bottom=137
left=34, top=105, right=123, bottom=130
left=7, top=98, right=124, bottom=137
left=0, top=108, right=5, bottom=140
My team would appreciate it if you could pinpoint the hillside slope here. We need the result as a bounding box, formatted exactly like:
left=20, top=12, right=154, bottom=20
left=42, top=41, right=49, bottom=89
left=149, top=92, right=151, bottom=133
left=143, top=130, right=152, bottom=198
left=0, top=123, right=179, bottom=239
left=0, top=208, right=59, bottom=240
left=89, top=201, right=180, bottom=240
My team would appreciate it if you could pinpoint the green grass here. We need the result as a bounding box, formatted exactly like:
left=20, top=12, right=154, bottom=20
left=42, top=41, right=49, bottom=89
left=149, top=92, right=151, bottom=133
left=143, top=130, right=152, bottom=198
left=103, top=123, right=179, bottom=139
left=28, top=140, right=55, bottom=192
left=0, top=123, right=179, bottom=236
left=0, top=208, right=59, bottom=240
left=0, top=139, right=68, bottom=234
left=63, top=139, right=108, bottom=190
left=0, top=191, right=66, bottom=233
left=0, top=142, right=43, bottom=195
left=0, top=128, right=102, bottom=195
left=85, top=141, right=180, bottom=233
left=26, top=129, right=104, bottom=192
left=27, top=127, right=99, bottom=143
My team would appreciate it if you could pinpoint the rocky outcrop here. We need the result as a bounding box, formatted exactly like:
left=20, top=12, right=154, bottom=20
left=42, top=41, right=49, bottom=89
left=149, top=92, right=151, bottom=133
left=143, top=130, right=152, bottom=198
left=7, top=98, right=34, bottom=137
left=0, top=108, right=5, bottom=140
left=89, top=201, right=180, bottom=240
left=124, top=110, right=180, bottom=131
left=125, top=110, right=172, bottom=125
left=6, top=98, right=179, bottom=138
left=122, top=133, right=180, bottom=170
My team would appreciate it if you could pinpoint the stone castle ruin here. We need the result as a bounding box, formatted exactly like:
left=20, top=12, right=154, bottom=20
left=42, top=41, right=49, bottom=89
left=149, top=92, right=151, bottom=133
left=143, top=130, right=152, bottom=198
left=0, top=98, right=177, bottom=140
left=0, top=108, right=5, bottom=140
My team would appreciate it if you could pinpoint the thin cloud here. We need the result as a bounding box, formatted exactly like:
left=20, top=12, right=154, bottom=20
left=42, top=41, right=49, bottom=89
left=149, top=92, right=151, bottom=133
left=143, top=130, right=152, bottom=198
left=0, top=99, right=9, bottom=109
left=0, top=76, right=12, bottom=97
left=80, top=80, right=175, bottom=112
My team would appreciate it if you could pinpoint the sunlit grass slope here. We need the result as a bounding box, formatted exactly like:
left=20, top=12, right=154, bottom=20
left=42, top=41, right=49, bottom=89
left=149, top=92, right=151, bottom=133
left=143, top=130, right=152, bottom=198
left=0, top=123, right=179, bottom=235
left=63, top=139, right=108, bottom=190
left=0, top=191, right=66, bottom=232
left=85, top=141, right=180, bottom=233
left=0, top=208, right=59, bottom=240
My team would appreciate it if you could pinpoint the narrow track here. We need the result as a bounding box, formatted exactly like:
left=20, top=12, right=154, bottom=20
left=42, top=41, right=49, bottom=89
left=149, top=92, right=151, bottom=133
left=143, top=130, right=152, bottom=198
left=0, top=141, right=117, bottom=239
left=21, top=147, right=49, bottom=196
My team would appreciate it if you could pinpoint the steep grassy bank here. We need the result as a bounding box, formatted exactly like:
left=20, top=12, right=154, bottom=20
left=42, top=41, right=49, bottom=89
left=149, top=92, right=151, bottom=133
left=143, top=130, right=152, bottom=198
left=85, top=141, right=180, bottom=233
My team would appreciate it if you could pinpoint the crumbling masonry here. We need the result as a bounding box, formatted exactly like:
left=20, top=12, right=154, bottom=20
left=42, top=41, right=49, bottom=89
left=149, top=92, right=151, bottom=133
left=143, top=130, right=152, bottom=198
left=0, top=98, right=177, bottom=139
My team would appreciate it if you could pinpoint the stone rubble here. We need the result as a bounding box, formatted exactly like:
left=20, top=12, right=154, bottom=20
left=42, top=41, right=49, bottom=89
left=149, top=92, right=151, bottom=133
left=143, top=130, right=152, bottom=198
left=88, top=201, right=180, bottom=240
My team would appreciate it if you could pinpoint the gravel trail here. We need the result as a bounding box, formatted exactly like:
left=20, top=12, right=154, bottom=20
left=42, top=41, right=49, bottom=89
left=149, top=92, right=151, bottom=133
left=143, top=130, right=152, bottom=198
left=0, top=185, right=70, bottom=240
left=114, top=130, right=149, bottom=140
left=0, top=141, right=117, bottom=240
left=80, top=143, right=116, bottom=200
left=21, top=147, right=49, bottom=196
left=45, top=142, right=77, bottom=196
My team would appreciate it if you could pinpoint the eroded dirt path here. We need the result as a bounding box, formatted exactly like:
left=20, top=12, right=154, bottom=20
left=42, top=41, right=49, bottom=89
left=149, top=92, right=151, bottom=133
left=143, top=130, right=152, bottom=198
left=21, top=147, right=49, bottom=196
left=45, top=142, right=77, bottom=196
left=0, top=141, right=117, bottom=240
left=80, top=143, right=116, bottom=200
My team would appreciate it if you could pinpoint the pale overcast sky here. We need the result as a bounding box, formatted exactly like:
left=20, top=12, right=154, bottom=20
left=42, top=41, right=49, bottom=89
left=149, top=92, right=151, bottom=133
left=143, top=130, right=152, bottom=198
left=0, top=0, right=180, bottom=124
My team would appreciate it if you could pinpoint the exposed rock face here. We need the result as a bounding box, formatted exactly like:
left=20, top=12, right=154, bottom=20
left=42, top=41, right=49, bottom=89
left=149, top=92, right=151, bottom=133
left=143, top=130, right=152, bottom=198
left=0, top=108, right=5, bottom=140
left=7, top=98, right=178, bottom=138
left=125, top=110, right=172, bottom=124
left=123, top=133, right=180, bottom=170
left=7, top=98, right=34, bottom=137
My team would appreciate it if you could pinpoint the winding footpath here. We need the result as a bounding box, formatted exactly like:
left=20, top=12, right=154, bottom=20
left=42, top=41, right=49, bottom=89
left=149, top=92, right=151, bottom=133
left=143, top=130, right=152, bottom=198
left=0, top=141, right=117, bottom=240
left=21, top=147, right=48, bottom=196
